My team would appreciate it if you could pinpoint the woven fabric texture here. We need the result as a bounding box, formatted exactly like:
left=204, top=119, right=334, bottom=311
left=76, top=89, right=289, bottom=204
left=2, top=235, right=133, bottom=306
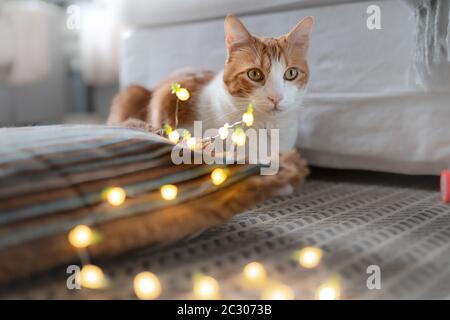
left=1, top=169, right=447, bottom=299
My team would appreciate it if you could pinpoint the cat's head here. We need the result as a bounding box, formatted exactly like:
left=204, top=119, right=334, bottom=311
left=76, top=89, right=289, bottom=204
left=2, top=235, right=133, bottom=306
left=223, top=15, right=313, bottom=114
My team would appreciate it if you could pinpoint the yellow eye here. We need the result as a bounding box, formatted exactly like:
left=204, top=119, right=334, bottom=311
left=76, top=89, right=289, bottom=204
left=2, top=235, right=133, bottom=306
left=284, top=68, right=299, bottom=81
left=247, top=69, right=264, bottom=82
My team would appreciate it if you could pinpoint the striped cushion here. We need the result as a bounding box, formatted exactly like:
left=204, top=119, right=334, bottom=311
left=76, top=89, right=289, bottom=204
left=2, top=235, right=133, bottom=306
left=0, top=125, right=305, bottom=283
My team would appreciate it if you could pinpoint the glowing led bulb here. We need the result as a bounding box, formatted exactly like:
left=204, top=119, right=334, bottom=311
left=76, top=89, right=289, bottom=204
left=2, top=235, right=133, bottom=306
left=134, top=272, right=162, bottom=300
left=242, top=112, right=254, bottom=127
left=68, top=225, right=93, bottom=249
left=231, top=128, right=246, bottom=146
left=168, top=130, right=180, bottom=144
left=80, top=264, right=105, bottom=289
left=243, top=262, right=267, bottom=284
left=261, top=284, right=294, bottom=300
left=186, top=137, right=197, bottom=150
left=218, top=124, right=229, bottom=140
left=104, top=187, right=126, bottom=207
left=316, top=275, right=341, bottom=300
left=317, top=286, right=339, bottom=300
left=193, top=275, right=220, bottom=299
left=211, top=168, right=228, bottom=186
left=160, top=184, right=178, bottom=200
left=297, top=247, right=323, bottom=269
left=176, top=88, right=190, bottom=101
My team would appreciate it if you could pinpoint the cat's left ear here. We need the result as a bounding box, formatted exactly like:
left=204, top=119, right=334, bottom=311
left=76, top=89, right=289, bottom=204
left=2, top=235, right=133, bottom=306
left=286, top=16, right=313, bottom=52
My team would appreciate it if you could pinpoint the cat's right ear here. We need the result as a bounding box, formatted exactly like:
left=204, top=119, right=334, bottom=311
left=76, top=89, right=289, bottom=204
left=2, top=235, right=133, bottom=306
left=224, top=15, right=252, bottom=52
left=286, top=16, right=313, bottom=53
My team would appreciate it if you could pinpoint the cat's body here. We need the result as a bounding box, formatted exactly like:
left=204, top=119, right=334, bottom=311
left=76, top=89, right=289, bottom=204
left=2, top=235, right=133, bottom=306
left=108, top=15, right=313, bottom=152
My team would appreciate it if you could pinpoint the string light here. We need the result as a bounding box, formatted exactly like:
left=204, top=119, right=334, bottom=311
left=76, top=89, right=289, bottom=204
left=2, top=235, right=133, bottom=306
left=164, top=88, right=254, bottom=149
left=261, top=283, right=294, bottom=300
left=316, top=275, right=341, bottom=300
left=242, top=112, right=254, bottom=127
left=160, top=184, right=178, bottom=200
left=218, top=124, right=230, bottom=140
left=163, top=89, right=254, bottom=153
left=68, top=225, right=93, bottom=249
left=242, top=104, right=254, bottom=127
left=182, top=129, right=192, bottom=140
left=63, top=90, right=336, bottom=299
left=103, top=187, right=126, bottom=207
left=297, top=247, right=323, bottom=269
left=68, top=95, right=266, bottom=297
left=176, top=88, right=190, bottom=101
left=193, top=275, right=220, bottom=299
left=231, top=127, right=246, bottom=146
left=317, top=286, right=339, bottom=300
left=243, top=262, right=267, bottom=284
left=134, top=272, right=162, bottom=300
left=80, top=264, right=106, bottom=289
left=171, top=82, right=190, bottom=102
left=186, top=137, right=197, bottom=150
left=211, top=168, right=228, bottom=186
left=168, top=130, right=180, bottom=144
left=75, top=91, right=294, bottom=297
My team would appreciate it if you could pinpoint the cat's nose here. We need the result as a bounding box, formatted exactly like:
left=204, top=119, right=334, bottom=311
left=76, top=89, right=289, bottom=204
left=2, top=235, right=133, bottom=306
left=267, top=95, right=282, bottom=107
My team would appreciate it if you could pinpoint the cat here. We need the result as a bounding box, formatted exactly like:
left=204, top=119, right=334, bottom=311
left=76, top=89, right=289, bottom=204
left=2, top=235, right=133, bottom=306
left=108, top=15, right=313, bottom=152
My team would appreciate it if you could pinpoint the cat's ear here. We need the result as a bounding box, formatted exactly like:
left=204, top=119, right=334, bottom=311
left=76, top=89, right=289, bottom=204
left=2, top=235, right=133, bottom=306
left=286, top=16, right=313, bottom=52
left=224, top=15, right=252, bottom=51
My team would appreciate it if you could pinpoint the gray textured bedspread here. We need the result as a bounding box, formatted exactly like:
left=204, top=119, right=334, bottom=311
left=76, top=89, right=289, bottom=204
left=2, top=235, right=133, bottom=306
left=1, top=168, right=447, bottom=300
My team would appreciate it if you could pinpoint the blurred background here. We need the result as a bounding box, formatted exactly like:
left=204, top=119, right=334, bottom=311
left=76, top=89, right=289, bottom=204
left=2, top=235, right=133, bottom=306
left=0, top=0, right=120, bottom=126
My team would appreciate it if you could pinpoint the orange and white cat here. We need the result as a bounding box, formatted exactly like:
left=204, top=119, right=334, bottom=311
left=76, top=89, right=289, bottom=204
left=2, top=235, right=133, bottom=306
left=108, top=15, right=313, bottom=152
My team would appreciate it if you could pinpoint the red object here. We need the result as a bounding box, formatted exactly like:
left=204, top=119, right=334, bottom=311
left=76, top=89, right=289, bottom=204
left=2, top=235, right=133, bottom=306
left=441, top=170, right=450, bottom=203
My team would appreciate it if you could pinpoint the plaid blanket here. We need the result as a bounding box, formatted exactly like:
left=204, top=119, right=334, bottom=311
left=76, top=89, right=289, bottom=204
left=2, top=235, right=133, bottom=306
left=0, top=125, right=268, bottom=283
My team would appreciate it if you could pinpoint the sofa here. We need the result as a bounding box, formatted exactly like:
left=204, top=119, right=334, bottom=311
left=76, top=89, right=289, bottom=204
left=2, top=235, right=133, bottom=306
left=117, top=0, right=450, bottom=175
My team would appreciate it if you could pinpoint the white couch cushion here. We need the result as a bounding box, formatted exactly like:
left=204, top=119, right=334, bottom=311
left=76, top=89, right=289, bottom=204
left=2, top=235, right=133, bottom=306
left=116, top=0, right=373, bottom=27
left=120, top=0, right=450, bottom=175
left=121, top=1, right=413, bottom=95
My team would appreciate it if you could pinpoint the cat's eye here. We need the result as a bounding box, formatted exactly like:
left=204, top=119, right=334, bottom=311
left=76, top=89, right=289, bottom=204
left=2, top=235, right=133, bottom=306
left=247, top=69, right=264, bottom=82
left=284, top=68, right=299, bottom=81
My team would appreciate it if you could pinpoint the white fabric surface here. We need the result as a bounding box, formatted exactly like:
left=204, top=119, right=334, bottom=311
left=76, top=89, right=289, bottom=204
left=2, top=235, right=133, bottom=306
left=120, top=0, right=450, bottom=175
left=122, top=1, right=414, bottom=94
left=0, top=0, right=57, bottom=86
left=299, top=92, right=450, bottom=174
left=116, top=0, right=373, bottom=27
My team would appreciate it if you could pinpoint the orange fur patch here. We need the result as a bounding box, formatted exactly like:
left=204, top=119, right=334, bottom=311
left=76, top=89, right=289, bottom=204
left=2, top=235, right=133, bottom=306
left=108, top=71, right=214, bottom=129
left=107, top=85, right=151, bottom=125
